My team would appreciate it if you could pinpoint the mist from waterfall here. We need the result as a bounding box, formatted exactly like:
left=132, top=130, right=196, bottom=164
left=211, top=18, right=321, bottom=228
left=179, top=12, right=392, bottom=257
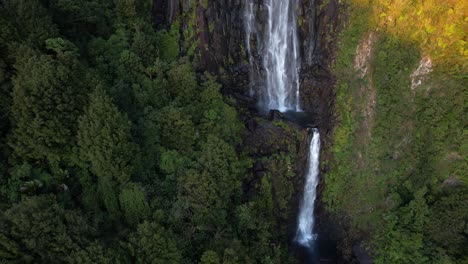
left=296, top=128, right=321, bottom=247
left=244, top=0, right=301, bottom=112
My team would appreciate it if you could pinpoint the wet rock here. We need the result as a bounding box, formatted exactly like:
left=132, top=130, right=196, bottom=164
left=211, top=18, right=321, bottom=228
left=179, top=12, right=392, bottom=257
left=267, top=109, right=284, bottom=121
left=152, top=0, right=180, bottom=28
left=242, top=117, right=307, bottom=163
left=300, top=72, right=334, bottom=130
left=245, top=118, right=257, bottom=132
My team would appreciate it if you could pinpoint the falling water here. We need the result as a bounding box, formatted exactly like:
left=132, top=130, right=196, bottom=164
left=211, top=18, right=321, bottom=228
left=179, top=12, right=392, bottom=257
left=244, top=0, right=301, bottom=112
left=296, top=128, right=321, bottom=247
left=244, top=0, right=255, bottom=97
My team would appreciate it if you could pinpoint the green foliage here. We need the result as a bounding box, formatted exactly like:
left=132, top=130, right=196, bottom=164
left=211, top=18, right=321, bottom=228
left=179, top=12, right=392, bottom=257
left=425, top=189, right=468, bottom=258
left=327, top=2, right=468, bottom=262
left=78, top=86, right=139, bottom=219
left=3, top=163, right=55, bottom=204
left=0, top=1, right=302, bottom=263
left=128, top=221, right=182, bottom=264
left=198, top=74, right=243, bottom=144
left=115, top=0, right=137, bottom=25
left=0, top=195, right=95, bottom=263
left=180, top=135, right=242, bottom=232
left=1, top=0, right=58, bottom=47
left=200, top=250, right=221, bottom=264
left=78, top=86, right=137, bottom=183
left=47, top=0, right=112, bottom=41
left=157, top=24, right=180, bottom=62
left=119, top=183, right=151, bottom=225
left=69, top=242, right=115, bottom=264
left=159, top=149, right=188, bottom=175
left=158, top=104, right=196, bottom=152
left=45, top=37, right=79, bottom=56
left=10, top=46, right=87, bottom=162
left=167, top=63, right=198, bottom=104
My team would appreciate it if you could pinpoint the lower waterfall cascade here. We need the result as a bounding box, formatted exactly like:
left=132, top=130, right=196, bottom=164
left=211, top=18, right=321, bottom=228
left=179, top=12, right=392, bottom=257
left=296, top=128, right=321, bottom=247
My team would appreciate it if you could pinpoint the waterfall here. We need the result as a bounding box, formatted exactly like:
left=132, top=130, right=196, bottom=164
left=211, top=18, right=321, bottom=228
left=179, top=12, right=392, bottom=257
left=296, top=128, right=321, bottom=247
left=244, top=0, right=255, bottom=97
left=244, top=0, right=324, bottom=256
left=244, top=0, right=301, bottom=112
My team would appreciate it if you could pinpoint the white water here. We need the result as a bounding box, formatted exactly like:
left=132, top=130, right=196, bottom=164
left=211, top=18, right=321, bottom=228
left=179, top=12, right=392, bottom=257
left=244, top=0, right=255, bottom=97
left=296, top=128, right=321, bottom=247
left=244, top=0, right=301, bottom=112
left=243, top=1, right=321, bottom=249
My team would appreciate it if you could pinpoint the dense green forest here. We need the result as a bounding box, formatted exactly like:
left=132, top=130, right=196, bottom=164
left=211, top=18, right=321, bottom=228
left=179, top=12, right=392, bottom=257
left=0, top=0, right=466, bottom=263
left=0, top=1, right=301, bottom=263
left=325, top=0, right=467, bottom=263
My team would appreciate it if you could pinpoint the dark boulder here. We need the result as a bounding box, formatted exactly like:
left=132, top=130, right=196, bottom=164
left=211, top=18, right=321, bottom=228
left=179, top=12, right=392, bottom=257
left=267, top=109, right=284, bottom=121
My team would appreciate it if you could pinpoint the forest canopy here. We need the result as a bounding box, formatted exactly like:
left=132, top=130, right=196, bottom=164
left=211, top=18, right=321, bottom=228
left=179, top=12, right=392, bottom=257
left=0, top=1, right=299, bottom=263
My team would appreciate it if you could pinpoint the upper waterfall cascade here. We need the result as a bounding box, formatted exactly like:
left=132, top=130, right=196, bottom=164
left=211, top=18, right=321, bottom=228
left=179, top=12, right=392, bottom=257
left=244, top=0, right=301, bottom=112
left=296, top=128, right=321, bottom=247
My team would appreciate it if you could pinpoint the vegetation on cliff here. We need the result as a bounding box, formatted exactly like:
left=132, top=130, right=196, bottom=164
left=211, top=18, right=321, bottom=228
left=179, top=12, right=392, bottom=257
left=325, top=0, right=467, bottom=262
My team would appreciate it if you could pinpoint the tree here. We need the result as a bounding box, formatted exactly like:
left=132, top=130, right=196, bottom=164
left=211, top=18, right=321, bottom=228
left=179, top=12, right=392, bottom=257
left=167, top=63, right=198, bottom=104
left=128, top=221, right=182, bottom=264
left=77, top=86, right=138, bottom=218
left=157, top=105, right=196, bottom=152
left=425, top=189, right=468, bottom=259
left=156, top=25, right=180, bottom=62
left=1, top=0, right=58, bottom=47
left=115, top=0, right=137, bottom=25
left=69, top=242, right=115, bottom=264
left=200, top=250, right=221, bottom=264
left=0, top=195, right=95, bottom=263
left=3, top=162, right=55, bottom=205
left=178, top=135, right=244, bottom=247
left=10, top=46, right=86, bottom=162
left=47, top=0, right=113, bottom=40
left=119, top=183, right=151, bottom=225
left=198, top=74, right=242, bottom=144
left=78, top=85, right=137, bottom=183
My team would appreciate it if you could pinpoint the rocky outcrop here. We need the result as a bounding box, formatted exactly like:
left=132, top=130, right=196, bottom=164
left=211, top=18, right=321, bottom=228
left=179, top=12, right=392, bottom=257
left=410, top=56, right=432, bottom=91
left=242, top=116, right=310, bottom=238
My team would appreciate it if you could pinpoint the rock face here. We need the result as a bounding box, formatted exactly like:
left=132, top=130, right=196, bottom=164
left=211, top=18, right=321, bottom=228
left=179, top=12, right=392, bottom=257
left=152, top=0, right=343, bottom=258
left=298, top=0, right=341, bottom=136
left=152, top=1, right=341, bottom=129
left=152, top=0, right=248, bottom=94
left=267, top=110, right=284, bottom=121
left=242, top=116, right=310, bottom=238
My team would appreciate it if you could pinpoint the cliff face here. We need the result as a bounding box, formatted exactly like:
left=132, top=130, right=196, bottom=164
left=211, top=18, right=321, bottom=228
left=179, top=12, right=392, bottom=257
left=299, top=0, right=341, bottom=136
left=152, top=1, right=340, bottom=131
left=153, top=0, right=248, bottom=92
left=152, top=0, right=343, bottom=257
